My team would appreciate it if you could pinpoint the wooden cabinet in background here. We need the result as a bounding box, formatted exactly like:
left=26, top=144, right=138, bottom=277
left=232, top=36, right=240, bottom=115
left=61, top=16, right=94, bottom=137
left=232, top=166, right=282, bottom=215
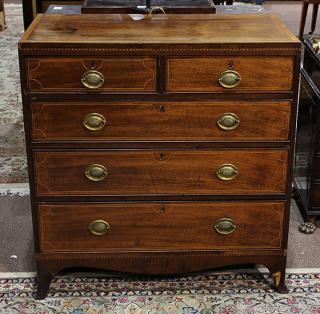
left=19, top=13, right=300, bottom=299
left=294, top=36, right=320, bottom=233
left=0, top=0, right=5, bottom=31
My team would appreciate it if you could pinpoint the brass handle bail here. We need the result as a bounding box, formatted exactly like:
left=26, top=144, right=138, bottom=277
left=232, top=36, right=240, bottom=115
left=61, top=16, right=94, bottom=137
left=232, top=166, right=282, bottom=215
left=216, top=164, right=238, bottom=181
left=81, top=70, right=105, bottom=89
left=148, top=6, right=166, bottom=14
left=217, top=113, right=240, bottom=131
left=85, top=164, right=108, bottom=182
left=214, top=218, right=236, bottom=235
left=218, top=70, right=241, bottom=89
left=83, top=113, right=106, bottom=131
left=89, top=220, right=110, bottom=236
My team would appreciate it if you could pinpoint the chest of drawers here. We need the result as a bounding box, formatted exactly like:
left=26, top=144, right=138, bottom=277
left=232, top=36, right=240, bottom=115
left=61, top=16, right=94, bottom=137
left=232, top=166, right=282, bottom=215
left=19, top=13, right=300, bottom=299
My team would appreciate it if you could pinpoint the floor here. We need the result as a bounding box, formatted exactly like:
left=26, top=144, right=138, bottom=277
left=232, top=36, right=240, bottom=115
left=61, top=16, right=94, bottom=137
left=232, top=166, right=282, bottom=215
left=264, top=1, right=320, bottom=35
left=1, top=0, right=320, bottom=274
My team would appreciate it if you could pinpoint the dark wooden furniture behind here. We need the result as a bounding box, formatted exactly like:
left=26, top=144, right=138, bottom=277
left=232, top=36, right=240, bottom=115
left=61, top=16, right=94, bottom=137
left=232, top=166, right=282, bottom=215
left=0, top=0, right=5, bottom=31
left=22, top=0, right=216, bottom=30
left=22, top=0, right=83, bottom=29
left=299, top=0, right=320, bottom=39
left=294, top=35, right=320, bottom=232
left=19, top=13, right=300, bottom=299
left=82, top=0, right=216, bottom=14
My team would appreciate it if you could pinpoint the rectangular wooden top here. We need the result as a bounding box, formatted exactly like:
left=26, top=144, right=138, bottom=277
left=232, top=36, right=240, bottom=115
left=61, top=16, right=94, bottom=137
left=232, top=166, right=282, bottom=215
left=20, top=13, right=299, bottom=47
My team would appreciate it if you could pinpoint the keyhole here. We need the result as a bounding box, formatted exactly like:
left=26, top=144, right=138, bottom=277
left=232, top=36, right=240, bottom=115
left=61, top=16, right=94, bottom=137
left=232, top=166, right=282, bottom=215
left=160, top=153, right=165, bottom=161
left=160, top=206, right=166, bottom=214
left=228, top=62, right=234, bottom=70
left=91, top=62, right=96, bottom=69
left=159, top=105, right=166, bottom=112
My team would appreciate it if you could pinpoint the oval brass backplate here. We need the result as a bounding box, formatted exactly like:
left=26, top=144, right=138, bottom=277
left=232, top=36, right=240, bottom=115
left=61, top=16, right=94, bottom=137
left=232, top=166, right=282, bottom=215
left=88, top=219, right=110, bottom=236
left=83, top=113, right=106, bottom=131
left=218, top=70, right=241, bottom=89
left=81, top=70, right=105, bottom=89
left=217, top=113, right=240, bottom=131
left=85, top=164, right=108, bottom=182
left=216, top=164, right=238, bottom=181
left=214, top=218, right=236, bottom=235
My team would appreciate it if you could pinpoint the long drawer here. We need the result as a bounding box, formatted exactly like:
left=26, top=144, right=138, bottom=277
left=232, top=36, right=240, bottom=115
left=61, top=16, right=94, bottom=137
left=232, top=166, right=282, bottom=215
left=166, top=56, right=294, bottom=92
left=34, top=149, right=288, bottom=196
left=38, top=201, right=285, bottom=252
left=27, top=57, right=157, bottom=92
left=31, top=101, right=291, bottom=142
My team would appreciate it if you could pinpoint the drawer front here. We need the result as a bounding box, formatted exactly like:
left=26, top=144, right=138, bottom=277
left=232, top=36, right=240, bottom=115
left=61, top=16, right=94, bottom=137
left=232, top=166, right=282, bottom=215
left=34, top=150, right=288, bottom=196
left=31, top=101, right=291, bottom=142
left=39, top=202, right=285, bottom=252
left=166, top=57, right=293, bottom=93
left=27, top=57, right=156, bottom=92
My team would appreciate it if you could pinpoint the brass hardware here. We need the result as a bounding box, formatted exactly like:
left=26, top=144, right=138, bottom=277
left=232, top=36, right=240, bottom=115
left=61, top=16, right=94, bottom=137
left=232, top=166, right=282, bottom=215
left=272, top=271, right=281, bottom=288
left=85, top=164, right=107, bottom=182
left=214, top=218, right=236, bottom=235
left=81, top=70, right=104, bottom=89
left=218, top=70, right=241, bottom=89
left=311, top=36, right=320, bottom=54
left=217, top=113, right=240, bottom=131
left=160, top=206, right=166, bottom=213
left=216, top=164, right=238, bottom=181
left=159, top=105, right=166, bottom=112
left=83, top=113, right=106, bottom=131
left=88, top=219, right=110, bottom=236
left=149, top=6, right=166, bottom=15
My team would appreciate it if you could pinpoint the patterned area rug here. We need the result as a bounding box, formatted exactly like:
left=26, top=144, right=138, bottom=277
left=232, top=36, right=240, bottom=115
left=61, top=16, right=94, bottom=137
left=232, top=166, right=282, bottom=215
left=0, top=4, right=28, bottom=184
left=1, top=272, right=320, bottom=313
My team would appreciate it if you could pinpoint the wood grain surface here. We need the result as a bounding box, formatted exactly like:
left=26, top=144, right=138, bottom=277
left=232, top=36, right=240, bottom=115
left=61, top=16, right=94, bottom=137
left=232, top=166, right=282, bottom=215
left=38, top=201, right=285, bottom=252
left=27, top=57, right=156, bottom=92
left=167, top=57, right=294, bottom=92
left=34, top=149, right=288, bottom=196
left=31, top=100, right=291, bottom=141
left=20, top=14, right=299, bottom=45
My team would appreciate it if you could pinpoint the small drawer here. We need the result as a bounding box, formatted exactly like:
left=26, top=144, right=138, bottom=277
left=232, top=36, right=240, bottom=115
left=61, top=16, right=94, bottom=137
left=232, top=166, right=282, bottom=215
left=34, top=149, right=288, bottom=196
left=166, top=56, right=294, bottom=93
left=27, top=57, right=157, bottom=92
left=31, top=100, right=291, bottom=142
left=38, top=201, right=285, bottom=252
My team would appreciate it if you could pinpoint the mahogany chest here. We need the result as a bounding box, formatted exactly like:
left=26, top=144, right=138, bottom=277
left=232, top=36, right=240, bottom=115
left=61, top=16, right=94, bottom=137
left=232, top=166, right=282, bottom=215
left=18, top=13, right=300, bottom=299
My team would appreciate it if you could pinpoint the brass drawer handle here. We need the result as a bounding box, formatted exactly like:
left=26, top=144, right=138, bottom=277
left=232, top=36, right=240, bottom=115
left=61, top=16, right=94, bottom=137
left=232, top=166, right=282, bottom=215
left=83, top=113, right=106, bottom=131
left=218, top=70, right=241, bottom=89
left=85, top=164, right=107, bottom=182
left=214, top=218, right=236, bottom=235
left=216, top=164, right=238, bottom=181
left=89, top=219, right=110, bottom=236
left=81, top=70, right=105, bottom=89
left=217, top=113, right=240, bottom=131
